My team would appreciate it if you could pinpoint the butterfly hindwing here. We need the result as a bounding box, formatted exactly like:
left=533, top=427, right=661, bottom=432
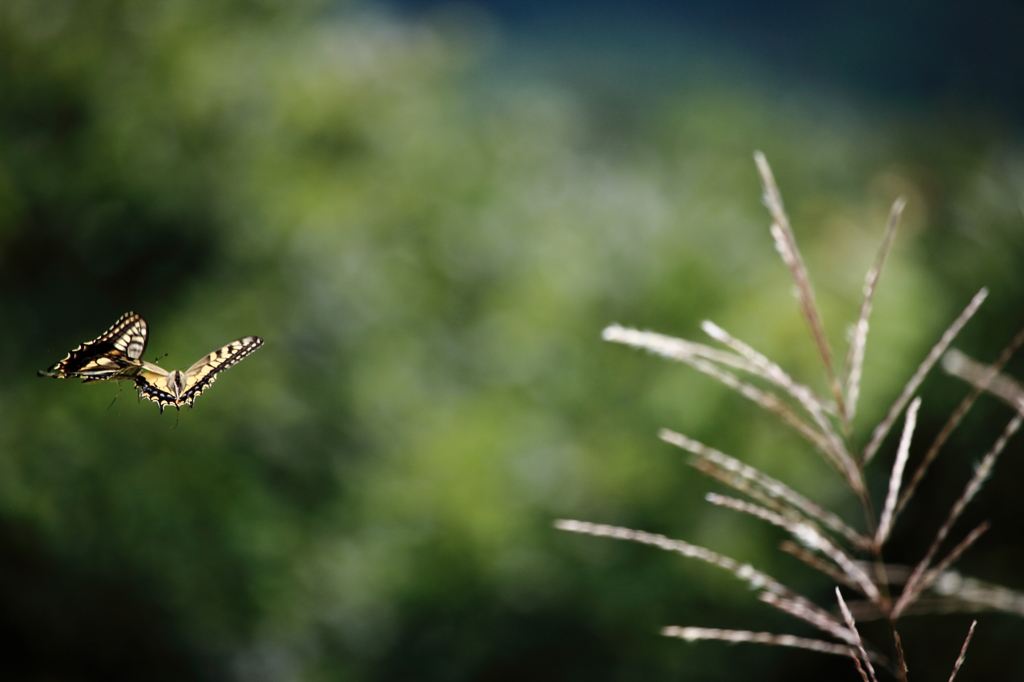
left=38, top=312, right=148, bottom=383
left=135, top=336, right=264, bottom=412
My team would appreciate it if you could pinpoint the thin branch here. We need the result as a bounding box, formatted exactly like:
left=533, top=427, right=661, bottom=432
left=849, top=648, right=872, bottom=682
left=702, top=320, right=837, bottom=418
left=606, top=324, right=853, bottom=474
left=943, top=349, right=1024, bottom=410
left=840, top=599, right=888, bottom=621
left=758, top=592, right=863, bottom=644
left=897, top=320, right=1024, bottom=517
left=930, top=572, right=1024, bottom=617
left=606, top=325, right=865, bottom=487
left=861, top=288, right=988, bottom=465
left=896, top=389, right=979, bottom=519
left=661, top=626, right=864, bottom=659
left=692, top=458, right=796, bottom=516
left=875, top=397, right=920, bottom=548
left=850, top=597, right=982, bottom=620
left=693, top=360, right=852, bottom=475
left=554, top=520, right=848, bottom=638
left=845, top=198, right=905, bottom=424
left=755, top=151, right=846, bottom=420
left=847, top=566, right=1024, bottom=620
left=836, top=588, right=879, bottom=682
left=855, top=562, right=914, bottom=585
left=665, top=624, right=890, bottom=670
left=602, top=325, right=761, bottom=374
left=893, top=629, right=909, bottom=682
left=893, top=412, right=1024, bottom=618
left=918, top=522, right=990, bottom=597
left=947, top=621, right=977, bottom=682
left=603, top=326, right=840, bottom=459
left=554, top=519, right=783, bottom=593
left=701, top=321, right=857, bottom=482
left=661, top=429, right=870, bottom=549
left=780, top=540, right=861, bottom=589
left=705, top=493, right=880, bottom=602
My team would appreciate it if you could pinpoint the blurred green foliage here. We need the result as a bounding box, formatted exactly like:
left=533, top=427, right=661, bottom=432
left=3, top=0, right=1024, bottom=680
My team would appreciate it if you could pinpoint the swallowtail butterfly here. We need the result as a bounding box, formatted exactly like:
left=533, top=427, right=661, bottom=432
left=134, top=336, right=264, bottom=413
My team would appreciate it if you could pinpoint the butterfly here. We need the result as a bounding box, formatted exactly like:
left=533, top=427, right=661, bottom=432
left=134, top=336, right=264, bottom=413
left=37, top=311, right=148, bottom=383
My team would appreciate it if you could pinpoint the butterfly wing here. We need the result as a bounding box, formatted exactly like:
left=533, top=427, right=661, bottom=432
left=132, top=361, right=174, bottom=411
left=135, top=336, right=264, bottom=412
left=38, top=312, right=148, bottom=383
left=177, top=335, right=264, bottom=407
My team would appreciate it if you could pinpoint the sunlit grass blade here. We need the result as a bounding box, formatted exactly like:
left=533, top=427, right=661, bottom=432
left=554, top=519, right=847, bottom=637
left=602, top=325, right=761, bottom=374
left=757, top=592, right=866, bottom=644
left=860, top=288, right=988, bottom=465
left=836, top=588, right=880, bottom=682
left=701, top=320, right=837, bottom=416
left=705, top=493, right=880, bottom=602
left=942, top=349, right=1024, bottom=410
left=874, top=397, right=919, bottom=548
left=843, top=564, right=1024, bottom=621
left=605, top=325, right=848, bottom=468
left=844, top=198, right=904, bottom=424
left=700, top=321, right=857, bottom=482
left=930, top=572, right=1024, bottom=616
left=661, top=626, right=867, bottom=660
left=897, top=321, right=1024, bottom=518
left=917, top=522, right=990, bottom=594
left=755, top=151, right=846, bottom=421
left=779, top=541, right=861, bottom=589
left=948, top=621, right=976, bottom=682
left=893, top=412, right=1024, bottom=618
left=554, top=519, right=783, bottom=590
left=661, top=429, right=870, bottom=549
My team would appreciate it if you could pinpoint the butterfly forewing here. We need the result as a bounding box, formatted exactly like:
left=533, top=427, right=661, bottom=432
left=38, top=312, right=148, bottom=383
left=135, top=336, right=264, bottom=412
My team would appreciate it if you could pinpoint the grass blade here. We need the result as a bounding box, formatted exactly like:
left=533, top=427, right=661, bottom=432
left=861, top=288, right=987, bottom=465
left=845, top=198, right=904, bottom=423
left=875, top=397, right=920, bottom=547
left=755, top=151, right=846, bottom=420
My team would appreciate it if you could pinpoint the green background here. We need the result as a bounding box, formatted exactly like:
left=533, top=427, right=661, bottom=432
left=3, top=1, right=1024, bottom=679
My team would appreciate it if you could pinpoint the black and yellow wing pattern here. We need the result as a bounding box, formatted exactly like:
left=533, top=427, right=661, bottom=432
left=134, top=336, right=264, bottom=412
left=38, top=312, right=148, bottom=383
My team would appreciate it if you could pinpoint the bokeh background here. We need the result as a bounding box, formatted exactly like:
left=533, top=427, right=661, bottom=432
left=3, top=0, right=1024, bottom=680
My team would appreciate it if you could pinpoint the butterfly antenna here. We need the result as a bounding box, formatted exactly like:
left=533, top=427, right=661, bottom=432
left=106, top=383, right=124, bottom=411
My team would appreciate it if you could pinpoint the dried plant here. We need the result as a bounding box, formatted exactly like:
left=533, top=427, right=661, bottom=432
left=556, top=152, right=1024, bottom=680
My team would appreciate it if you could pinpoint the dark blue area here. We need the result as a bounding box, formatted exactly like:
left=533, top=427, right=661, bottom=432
left=386, top=0, right=1024, bottom=121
